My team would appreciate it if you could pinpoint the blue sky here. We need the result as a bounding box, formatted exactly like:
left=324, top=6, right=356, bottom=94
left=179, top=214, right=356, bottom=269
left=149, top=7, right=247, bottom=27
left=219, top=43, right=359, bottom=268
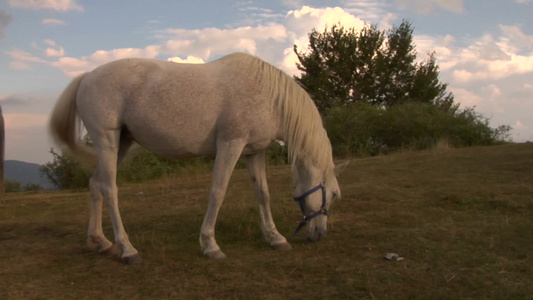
left=0, top=0, right=532, bottom=164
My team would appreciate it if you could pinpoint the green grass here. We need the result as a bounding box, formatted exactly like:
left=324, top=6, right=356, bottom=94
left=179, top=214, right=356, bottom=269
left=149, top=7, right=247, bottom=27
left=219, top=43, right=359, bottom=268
left=1, top=144, right=532, bottom=299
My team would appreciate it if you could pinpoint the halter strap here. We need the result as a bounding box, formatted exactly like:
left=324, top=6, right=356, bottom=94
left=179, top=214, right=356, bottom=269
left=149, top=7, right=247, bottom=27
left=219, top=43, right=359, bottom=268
left=293, top=183, right=328, bottom=235
left=293, top=184, right=323, bottom=214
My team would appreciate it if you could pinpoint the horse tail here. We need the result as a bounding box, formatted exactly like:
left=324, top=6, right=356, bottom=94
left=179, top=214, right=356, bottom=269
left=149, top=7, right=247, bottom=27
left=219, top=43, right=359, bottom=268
left=49, top=72, right=97, bottom=165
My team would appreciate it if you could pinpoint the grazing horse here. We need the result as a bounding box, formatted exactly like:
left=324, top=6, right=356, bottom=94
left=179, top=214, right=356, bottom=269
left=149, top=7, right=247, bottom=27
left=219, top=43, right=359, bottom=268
left=49, top=53, right=347, bottom=264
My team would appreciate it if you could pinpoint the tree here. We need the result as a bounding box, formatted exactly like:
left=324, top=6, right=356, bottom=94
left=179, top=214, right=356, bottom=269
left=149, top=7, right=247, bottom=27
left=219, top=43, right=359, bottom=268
left=294, top=20, right=455, bottom=112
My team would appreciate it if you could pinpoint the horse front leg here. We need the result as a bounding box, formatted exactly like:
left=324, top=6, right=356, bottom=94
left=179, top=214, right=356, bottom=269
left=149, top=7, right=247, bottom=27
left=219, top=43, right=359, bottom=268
left=245, top=151, right=292, bottom=250
left=199, top=140, right=245, bottom=259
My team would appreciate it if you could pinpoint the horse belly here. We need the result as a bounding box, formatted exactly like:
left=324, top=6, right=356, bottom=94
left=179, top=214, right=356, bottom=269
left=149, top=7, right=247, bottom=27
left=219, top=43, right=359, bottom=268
left=125, top=114, right=217, bottom=158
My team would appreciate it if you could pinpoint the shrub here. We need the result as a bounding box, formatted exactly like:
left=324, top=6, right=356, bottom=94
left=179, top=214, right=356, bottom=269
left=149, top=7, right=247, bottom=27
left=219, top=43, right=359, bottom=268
left=23, top=183, right=44, bottom=192
left=117, top=146, right=215, bottom=183
left=325, top=102, right=511, bottom=157
left=4, top=180, right=21, bottom=193
left=40, top=148, right=91, bottom=190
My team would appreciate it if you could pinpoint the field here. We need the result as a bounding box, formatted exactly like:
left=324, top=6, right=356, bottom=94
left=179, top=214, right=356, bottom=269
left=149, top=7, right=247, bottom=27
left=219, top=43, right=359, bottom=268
left=1, top=144, right=532, bottom=299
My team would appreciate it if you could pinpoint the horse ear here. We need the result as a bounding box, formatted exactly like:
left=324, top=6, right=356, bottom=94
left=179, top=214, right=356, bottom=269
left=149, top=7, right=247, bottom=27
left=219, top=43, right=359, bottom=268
left=334, top=161, right=350, bottom=176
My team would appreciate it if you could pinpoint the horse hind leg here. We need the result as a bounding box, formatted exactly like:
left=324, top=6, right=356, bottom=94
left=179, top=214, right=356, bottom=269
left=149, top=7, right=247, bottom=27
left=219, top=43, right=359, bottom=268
left=89, top=129, right=142, bottom=264
left=245, top=151, right=292, bottom=251
left=87, top=171, right=115, bottom=254
left=87, top=130, right=135, bottom=256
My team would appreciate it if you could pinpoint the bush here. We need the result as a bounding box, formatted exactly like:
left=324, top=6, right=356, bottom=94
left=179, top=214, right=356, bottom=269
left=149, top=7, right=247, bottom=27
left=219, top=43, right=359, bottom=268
left=4, top=180, right=21, bottom=193
left=325, top=103, right=384, bottom=156
left=41, top=140, right=291, bottom=190
left=23, top=183, right=43, bottom=192
left=325, top=102, right=511, bottom=157
left=40, top=148, right=91, bottom=190
left=117, top=146, right=214, bottom=183
left=266, top=141, right=289, bottom=165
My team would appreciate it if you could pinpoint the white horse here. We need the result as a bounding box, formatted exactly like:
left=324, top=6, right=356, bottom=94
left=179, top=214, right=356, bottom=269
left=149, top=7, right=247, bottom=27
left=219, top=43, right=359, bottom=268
left=49, top=53, right=347, bottom=264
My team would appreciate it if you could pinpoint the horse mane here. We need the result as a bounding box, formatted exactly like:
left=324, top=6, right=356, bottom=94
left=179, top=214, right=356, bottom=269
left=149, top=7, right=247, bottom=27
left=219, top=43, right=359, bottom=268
left=231, top=53, right=334, bottom=178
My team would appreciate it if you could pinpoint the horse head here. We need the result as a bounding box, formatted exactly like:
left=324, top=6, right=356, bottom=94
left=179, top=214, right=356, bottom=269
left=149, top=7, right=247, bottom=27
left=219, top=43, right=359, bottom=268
left=293, top=160, right=349, bottom=241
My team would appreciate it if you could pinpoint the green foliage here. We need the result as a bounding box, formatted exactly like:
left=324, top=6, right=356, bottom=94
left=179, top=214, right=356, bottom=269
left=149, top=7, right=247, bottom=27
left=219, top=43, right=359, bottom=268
left=295, top=19, right=509, bottom=155
left=23, top=183, right=43, bottom=192
left=294, top=20, right=455, bottom=112
left=39, top=148, right=91, bottom=190
left=266, top=141, right=289, bottom=165
left=40, top=141, right=290, bottom=190
left=117, top=146, right=214, bottom=183
left=4, top=180, right=21, bottom=193
left=325, top=102, right=512, bottom=157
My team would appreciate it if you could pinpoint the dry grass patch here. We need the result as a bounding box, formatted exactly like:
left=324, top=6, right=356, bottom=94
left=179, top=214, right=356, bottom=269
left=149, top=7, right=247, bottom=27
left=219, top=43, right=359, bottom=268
left=1, top=144, right=531, bottom=299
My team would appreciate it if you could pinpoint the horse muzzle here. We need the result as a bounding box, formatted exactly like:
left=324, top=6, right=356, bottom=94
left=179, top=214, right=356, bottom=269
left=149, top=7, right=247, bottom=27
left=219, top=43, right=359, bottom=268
left=306, top=215, right=328, bottom=242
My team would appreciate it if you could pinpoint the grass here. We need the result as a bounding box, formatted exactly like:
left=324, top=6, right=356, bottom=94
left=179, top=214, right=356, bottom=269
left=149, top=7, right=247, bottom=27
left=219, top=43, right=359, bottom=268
left=1, top=143, right=532, bottom=299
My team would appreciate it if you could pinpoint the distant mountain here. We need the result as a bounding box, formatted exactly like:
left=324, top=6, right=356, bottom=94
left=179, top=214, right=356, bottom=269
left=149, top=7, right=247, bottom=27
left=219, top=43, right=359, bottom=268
left=4, top=160, right=55, bottom=190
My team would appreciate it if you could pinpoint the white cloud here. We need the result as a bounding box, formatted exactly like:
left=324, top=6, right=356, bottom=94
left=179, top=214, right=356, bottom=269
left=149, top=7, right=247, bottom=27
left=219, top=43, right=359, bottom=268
left=415, top=25, right=533, bottom=84
left=484, top=84, right=502, bottom=97
left=6, top=49, right=46, bottom=63
left=414, top=34, right=455, bottom=69
left=499, top=25, right=533, bottom=52
left=42, top=39, right=65, bottom=57
left=44, top=39, right=56, bottom=47
left=282, top=6, right=366, bottom=75
left=395, top=20, right=533, bottom=142
left=50, top=46, right=161, bottom=77
left=45, top=6, right=367, bottom=78
left=42, top=18, right=66, bottom=25
left=161, top=24, right=288, bottom=59
left=34, top=6, right=367, bottom=79
left=168, top=56, right=205, bottom=64
left=451, top=51, right=533, bottom=83
left=450, top=87, right=484, bottom=108
left=45, top=47, right=65, bottom=57
left=8, top=0, right=83, bottom=11
left=285, top=6, right=365, bottom=37
left=394, top=0, right=463, bottom=14
left=10, top=61, right=32, bottom=70
left=280, top=0, right=302, bottom=9
left=344, top=0, right=389, bottom=23
left=516, top=0, right=532, bottom=3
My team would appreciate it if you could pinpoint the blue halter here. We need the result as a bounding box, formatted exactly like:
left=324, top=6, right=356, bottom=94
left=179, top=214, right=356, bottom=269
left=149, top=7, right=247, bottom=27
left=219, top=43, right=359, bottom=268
left=293, top=183, right=328, bottom=236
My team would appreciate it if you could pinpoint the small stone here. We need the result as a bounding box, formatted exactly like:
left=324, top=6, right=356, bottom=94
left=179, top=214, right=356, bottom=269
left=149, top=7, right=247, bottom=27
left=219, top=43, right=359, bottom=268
left=383, top=253, right=400, bottom=261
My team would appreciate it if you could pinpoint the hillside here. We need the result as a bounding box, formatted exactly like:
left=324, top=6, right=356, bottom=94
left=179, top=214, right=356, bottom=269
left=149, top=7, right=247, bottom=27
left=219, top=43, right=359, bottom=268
left=4, top=160, right=55, bottom=189
left=0, top=144, right=531, bottom=299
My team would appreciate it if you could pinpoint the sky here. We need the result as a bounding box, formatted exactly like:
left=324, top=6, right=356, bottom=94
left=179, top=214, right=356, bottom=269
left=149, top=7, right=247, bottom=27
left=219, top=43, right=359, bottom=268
left=0, top=0, right=532, bottom=164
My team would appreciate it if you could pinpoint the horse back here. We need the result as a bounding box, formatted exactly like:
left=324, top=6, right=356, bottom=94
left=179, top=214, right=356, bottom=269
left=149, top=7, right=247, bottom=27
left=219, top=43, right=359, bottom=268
left=76, top=57, right=278, bottom=157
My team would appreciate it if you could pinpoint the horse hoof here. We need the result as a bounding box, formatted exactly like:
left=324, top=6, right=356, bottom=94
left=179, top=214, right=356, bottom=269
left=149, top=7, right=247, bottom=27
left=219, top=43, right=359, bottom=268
left=272, top=241, right=293, bottom=251
left=204, top=249, right=227, bottom=259
left=122, top=254, right=143, bottom=265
